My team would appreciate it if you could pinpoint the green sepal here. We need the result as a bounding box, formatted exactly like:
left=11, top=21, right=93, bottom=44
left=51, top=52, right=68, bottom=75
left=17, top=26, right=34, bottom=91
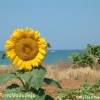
left=2, top=52, right=6, bottom=60
left=43, top=78, right=62, bottom=88
left=47, top=42, right=51, bottom=48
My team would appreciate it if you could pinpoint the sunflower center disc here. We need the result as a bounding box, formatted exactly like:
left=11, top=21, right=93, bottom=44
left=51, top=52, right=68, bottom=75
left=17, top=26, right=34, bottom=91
left=15, top=38, right=39, bottom=61
left=24, top=47, right=31, bottom=54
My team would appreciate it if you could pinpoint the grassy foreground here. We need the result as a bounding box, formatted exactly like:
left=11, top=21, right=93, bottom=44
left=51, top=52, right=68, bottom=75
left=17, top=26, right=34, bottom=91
left=0, top=62, right=100, bottom=99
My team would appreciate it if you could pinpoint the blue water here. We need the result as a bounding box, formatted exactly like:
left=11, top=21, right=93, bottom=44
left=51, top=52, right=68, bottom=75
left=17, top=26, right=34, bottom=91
left=0, top=50, right=83, bottom=65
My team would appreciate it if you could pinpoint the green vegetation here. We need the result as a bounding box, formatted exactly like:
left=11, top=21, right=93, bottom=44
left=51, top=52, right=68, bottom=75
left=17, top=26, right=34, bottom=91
left=55, top=80, right=100, bottom=100
left=69, top=44, right=100, bottom=68
left=0, top=65, right=62, bottom=100
left=86, top=44, right=100, bottom=57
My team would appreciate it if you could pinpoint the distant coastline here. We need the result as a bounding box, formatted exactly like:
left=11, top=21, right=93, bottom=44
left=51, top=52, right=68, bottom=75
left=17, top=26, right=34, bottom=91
left=0, top=50, right=84, bottom=65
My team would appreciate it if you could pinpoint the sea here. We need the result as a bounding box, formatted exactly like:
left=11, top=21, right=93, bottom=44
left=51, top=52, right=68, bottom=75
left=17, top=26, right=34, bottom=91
left=0, top=50, right=83, bottom=65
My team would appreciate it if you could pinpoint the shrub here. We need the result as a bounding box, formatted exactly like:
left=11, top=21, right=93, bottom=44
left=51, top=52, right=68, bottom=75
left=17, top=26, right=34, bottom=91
left=69, top=44, right=100, bottom=68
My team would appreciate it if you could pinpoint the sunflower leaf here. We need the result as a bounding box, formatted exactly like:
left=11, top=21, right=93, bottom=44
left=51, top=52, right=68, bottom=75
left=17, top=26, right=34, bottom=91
left=15, top=70, right=34, bottom=83
left=30, top=88, right=46, bottom=100
left=4, top=84, right=20, bottom=93
left=0, top=73, right=16, bottom=85
left=43, top=78, right=62, bottom=88
left=3, top=84, right=46, bottom=100
left=27, top=65, right=47, bottom=90
left=27, top=77, right=44, bottom=90
left=16, top=65, right=47, bottom=90
left=45, top=95, right=54, bottom=100
left=3, top=84, right=22, bottom=100
left=3, top=84, right=35, bottom=100
left=47, top=42, right=51, bottom=48
left=31, top=65, right=47, bottom=77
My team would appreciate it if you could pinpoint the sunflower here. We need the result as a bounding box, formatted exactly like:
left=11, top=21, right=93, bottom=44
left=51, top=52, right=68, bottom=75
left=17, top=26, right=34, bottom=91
left=5, top=28, right=48, bottom=70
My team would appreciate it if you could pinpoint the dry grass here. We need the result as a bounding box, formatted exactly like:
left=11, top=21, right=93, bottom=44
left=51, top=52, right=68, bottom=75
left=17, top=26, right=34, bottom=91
left=0, top=63, right=100, bottom=82
left=45, top=62, right=100, bottom=82
left=0, top=63, right=100, bottom=92
left=0, top=65, right=17, bottom=75
left=0, top=63, right=100, bottom=100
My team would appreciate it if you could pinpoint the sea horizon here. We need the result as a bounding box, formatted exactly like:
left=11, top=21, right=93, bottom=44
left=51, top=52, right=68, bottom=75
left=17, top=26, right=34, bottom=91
left=0, top=50, right=84, bottom=65
left=0, top=49, right=84, bottom=51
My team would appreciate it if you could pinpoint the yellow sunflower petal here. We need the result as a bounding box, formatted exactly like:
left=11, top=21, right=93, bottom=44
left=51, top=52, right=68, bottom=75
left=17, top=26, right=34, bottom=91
left=5, top=40, right=15, bottom=50
left=13, top=56, right=19, bottom=66
left=6, top=49, right=16, bottom=60
left=9, top=52, right=16, bottom=60
left=27, top=28, right=35, bottom=38
left=17, top=59, right=22, bottom=66
left=17, top=29, right=27, bottom=38
left=19, top=61, right=25, bottom=70
left=36, top=57, right=42, bottom=63
left=31, top=60, right=35, bottom=67
left=6, top=40, right=15, bottom=45
left=37, top=52, right=45, bottom=60
left=39, top=44, right=47, bottom=49
left=38, top=38, right=47, bottom=45
left=10, top=35, right=18, bottom=43
left=25, top=61, right=32, bottom=70
left=25, top=27, right=29, bottom=36
left=39, top=48, right=47, bottom=55
left=34, top=31, right=40, bottom=40
left=12, top=31, right=21, bottom=39
left=5, top=45, right=15, bottom=50
left=31, top=59, right=39, bottom=67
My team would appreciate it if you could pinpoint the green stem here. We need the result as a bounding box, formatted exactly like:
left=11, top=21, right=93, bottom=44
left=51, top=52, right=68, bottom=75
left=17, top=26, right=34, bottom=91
left=17, top=76, right=29, bottom=92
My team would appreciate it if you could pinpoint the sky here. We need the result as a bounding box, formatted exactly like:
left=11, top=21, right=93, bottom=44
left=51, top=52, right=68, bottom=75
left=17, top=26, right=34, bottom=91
left=0, top=0, right=100, bottom=50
